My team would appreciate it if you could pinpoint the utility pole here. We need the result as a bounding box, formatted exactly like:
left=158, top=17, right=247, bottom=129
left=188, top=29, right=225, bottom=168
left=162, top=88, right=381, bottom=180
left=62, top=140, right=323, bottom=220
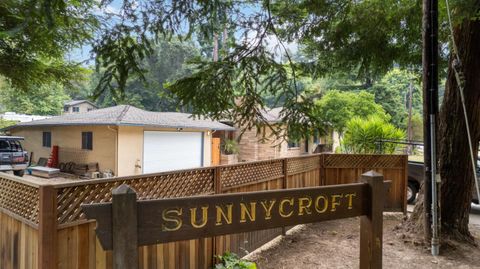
left=407, top=82, right=414, bottom=154
left=422, top=0, right=439, bottom=255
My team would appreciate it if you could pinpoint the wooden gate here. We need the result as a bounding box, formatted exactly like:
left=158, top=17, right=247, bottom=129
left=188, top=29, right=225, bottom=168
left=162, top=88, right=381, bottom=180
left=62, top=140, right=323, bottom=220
left=211, top=138, right=221, bottom=165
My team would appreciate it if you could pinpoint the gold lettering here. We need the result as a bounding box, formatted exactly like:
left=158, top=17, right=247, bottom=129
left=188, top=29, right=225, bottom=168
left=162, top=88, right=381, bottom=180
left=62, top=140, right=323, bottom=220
left=279, top=198, right=294, bottom=218
left=240, top=202, right=257, bottom=223
left=260, top=199, right=276, bottom=220
left=331, top=194, right=344, bottom=212
left=345, top=193, right=356, bottom=209
left=215, top=204, right=233, bottom=226
left=162, top=208, right=183, bottom=231
left=298, top=196, right=312, bottom=216
left=314, top=195, right=328, bottom=213
left=190, top=206, right=209, bottom=228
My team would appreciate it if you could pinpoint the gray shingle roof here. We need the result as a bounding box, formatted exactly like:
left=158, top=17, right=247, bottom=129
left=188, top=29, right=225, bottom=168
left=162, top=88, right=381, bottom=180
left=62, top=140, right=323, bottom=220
left=261, top=107, right=283, bottom=123
left=7, top=105, right=235, bottom=131
left=64, top=100, right=98, bottom=108
left=219, top=107, right=284, bottom=124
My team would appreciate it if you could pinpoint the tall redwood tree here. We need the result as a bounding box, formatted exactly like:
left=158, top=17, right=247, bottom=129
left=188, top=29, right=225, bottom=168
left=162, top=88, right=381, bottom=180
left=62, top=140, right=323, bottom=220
left=438, top=11, right=480, bottom=242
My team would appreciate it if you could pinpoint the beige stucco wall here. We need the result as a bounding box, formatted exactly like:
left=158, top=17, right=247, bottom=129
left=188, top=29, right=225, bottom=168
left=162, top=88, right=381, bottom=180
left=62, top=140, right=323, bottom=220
left=64, top=102, right=97, bottom=114
left=116, top=127, right=212, bottom=177
left=10, top=125, right=117, bottom=174
left=11, top=125, right=213, bottom=177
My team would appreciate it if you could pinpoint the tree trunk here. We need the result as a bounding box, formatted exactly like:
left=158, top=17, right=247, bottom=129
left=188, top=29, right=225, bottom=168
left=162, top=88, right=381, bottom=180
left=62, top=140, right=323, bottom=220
left=408, top=2, right=480, bottom=245
left=438, top=15, right=480, bottom=243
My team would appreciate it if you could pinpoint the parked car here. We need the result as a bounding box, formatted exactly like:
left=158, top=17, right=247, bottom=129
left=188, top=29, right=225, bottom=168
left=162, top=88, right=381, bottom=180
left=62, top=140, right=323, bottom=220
left=0, top=136, right=29, bottom=177
left=407, top=160, right=480, bottom=204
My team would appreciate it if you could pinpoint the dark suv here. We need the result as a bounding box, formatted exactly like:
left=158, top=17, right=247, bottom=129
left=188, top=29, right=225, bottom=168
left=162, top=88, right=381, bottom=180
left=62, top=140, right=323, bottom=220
left=407, top=160, right=480, bottom=204
left=0, top=136, right=29, bottom=177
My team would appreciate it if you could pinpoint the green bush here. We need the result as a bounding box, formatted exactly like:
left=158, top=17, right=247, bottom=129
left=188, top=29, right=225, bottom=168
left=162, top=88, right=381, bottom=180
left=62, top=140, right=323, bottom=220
left=341, top=116, right=405, bottom=154
left=223, top=139, right=239, bottom=155
left=214, top=252, right=257, bottom=269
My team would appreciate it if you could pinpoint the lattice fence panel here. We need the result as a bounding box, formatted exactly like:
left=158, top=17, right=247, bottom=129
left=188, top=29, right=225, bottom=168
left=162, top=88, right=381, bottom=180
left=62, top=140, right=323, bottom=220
left=56, top=168, right=214, bottom=226
left=220, top=159, right=284, bottom=189
left=323, top=154, right=405, bottom=168
left=287, top=155, right=321, bottom=175
left=0, top=177, right=39, bottom=224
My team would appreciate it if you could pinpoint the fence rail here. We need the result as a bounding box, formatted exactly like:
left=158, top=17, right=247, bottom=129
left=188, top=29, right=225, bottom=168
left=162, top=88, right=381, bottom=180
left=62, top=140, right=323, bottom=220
left=0, top=153, right=407, bottom=269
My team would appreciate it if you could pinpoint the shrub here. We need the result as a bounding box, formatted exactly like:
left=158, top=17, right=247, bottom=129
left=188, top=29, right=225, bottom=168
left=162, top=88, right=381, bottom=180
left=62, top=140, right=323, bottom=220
left=214, top=252, right=257, bottom=269
left=223, top=139, right=239, bottom=155
left=341, top=116, right=405, bottom=154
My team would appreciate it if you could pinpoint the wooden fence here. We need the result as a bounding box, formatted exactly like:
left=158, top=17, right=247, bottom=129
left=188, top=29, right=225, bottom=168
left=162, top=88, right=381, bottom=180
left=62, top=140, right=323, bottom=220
left=0, top=153, right=407, bottom=269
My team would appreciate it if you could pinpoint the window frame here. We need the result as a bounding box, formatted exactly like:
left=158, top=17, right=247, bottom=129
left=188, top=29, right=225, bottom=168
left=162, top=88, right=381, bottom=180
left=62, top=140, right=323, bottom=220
left=42, top=132, right=52, bottom=148
left=72, top=106, right=80, bottom=112
left=81, top=132, right=93, bottom=150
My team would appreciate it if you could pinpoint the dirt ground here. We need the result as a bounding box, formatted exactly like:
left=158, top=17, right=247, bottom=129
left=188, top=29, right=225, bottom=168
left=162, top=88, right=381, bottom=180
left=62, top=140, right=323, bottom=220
left=247, top=214, right=480, bottom=269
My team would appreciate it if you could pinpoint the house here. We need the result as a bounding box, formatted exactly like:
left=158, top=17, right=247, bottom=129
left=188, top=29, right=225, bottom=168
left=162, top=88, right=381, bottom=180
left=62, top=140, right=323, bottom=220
left=220, top=107, right=332, bottom=163
left=5, top=105, right=235, bottom=177
left=63, top=100, right=98, bottom=114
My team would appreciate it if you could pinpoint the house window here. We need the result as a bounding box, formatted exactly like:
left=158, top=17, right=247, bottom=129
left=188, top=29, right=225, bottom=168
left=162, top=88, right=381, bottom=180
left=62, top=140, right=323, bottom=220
left=82, top=132, right=93, bottom=150
left=288, top=139, right=299, bottom=149
left=72, top=106, right=80, bottom=112
left=63, top=106, right=69, bottom=112
left=87, top=108, right=93, bottom=112
left=42, top=132, right=51, bottom=147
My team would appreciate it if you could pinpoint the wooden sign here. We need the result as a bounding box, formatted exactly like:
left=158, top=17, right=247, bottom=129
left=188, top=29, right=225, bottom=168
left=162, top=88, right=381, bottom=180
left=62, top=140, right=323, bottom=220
left=82, top=171, right=390, bottom=269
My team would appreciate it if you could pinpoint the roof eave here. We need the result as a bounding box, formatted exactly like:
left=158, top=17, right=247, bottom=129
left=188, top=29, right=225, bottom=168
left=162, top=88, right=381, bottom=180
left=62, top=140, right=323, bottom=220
left=7, top=122, right=236, bottom=131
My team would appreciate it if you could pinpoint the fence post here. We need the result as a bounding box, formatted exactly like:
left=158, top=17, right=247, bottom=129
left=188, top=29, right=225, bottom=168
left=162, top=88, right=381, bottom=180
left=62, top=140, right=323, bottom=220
left=212, top=167, right=222, bottom=265
left=112, top=184, right=138, bottom=269
left=359, top=171, right=384, bottom=269
left=214, top=166, right=222, bottom=194
left=281, top=158, right=288, bottom=236
left=38, top=185, right=57, bottom=269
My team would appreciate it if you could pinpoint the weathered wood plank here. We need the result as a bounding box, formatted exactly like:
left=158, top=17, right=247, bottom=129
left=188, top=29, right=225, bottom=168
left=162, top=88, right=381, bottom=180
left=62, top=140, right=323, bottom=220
left=38, top=185, right=57, bottom=269
left=112, top=185, right=138, bottom=269
left=84, top=183, right=370, bottom=250
left=360, top=171, right=385, bottom=269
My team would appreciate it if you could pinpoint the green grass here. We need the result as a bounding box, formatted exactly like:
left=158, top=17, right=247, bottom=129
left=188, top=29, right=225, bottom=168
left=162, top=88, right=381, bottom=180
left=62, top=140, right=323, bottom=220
left=408, top=155, right=424, bottom=163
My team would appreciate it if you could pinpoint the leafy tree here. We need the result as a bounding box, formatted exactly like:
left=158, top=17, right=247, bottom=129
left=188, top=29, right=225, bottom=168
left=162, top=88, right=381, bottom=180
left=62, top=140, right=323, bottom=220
left=0, top=0, right=95, bottom=90
left=271, top=0, right=423, bottom=85
left=93, top=39, right=199, bottom=111
left=341, top=116, right=405, bottom=154
left=314, top=90, right=388, bottom=134
left=410, top=113, right=423, bottom=141
left=369, top=68, right=422, bottom=129
left=0, top=82, right=70, bottom=115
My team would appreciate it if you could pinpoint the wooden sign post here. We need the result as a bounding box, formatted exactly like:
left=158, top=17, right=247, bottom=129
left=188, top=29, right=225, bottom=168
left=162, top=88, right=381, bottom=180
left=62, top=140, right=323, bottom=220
left=82, top=171, right=390, bottom=269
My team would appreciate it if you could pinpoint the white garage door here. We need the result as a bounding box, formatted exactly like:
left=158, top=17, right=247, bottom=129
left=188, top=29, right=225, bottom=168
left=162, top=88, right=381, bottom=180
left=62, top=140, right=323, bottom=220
left=143, top=131, right=203, bottom=173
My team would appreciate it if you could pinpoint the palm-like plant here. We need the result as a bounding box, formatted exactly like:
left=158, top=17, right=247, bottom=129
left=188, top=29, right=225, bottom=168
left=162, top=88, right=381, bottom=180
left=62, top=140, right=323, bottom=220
left=223, top=139, right=239, bottom=155
left=341, top=116, right=405, bottom=154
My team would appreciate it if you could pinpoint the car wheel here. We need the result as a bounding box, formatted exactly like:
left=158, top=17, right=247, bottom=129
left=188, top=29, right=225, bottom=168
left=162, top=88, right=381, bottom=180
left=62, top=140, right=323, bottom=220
left=13, top=170, right=25, bottom=177
left=407, top=182, right=418, bottom=204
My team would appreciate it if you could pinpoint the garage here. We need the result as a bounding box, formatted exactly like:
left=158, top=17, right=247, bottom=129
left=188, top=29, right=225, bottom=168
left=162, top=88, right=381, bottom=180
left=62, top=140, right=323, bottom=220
left=143, top=131, right=204, bottom=173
